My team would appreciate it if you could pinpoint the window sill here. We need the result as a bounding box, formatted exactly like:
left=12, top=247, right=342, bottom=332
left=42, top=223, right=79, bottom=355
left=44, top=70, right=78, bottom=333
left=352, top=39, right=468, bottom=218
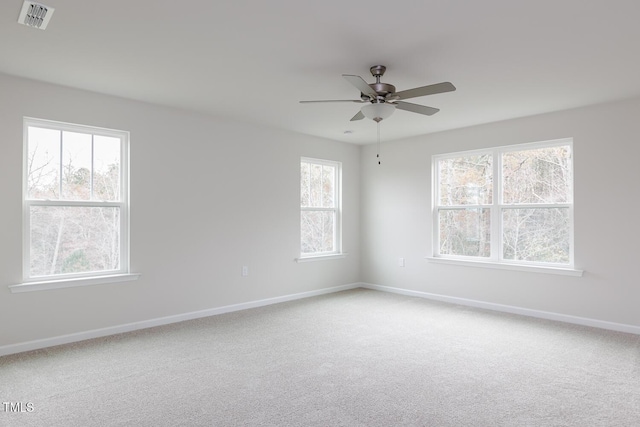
left=9, top=273, right=141, bottom=293
left=295, top=253, right=348, bottom=263
left=425, top=257, right=583, bottom=277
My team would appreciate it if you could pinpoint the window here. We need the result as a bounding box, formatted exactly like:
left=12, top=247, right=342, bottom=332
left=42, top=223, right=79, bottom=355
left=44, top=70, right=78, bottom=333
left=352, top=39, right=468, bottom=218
left=433, top=139, right=574, bottom=268
left=300, top=158, right=341, bottom=258
left=23, top=118, right=130, bottom=282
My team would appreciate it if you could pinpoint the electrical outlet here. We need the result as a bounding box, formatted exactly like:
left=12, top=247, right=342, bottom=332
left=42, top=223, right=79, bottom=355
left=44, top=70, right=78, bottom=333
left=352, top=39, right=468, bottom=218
left=241, top=266, right=249, bottom=277
left=398, top=257, right=405, bottom=267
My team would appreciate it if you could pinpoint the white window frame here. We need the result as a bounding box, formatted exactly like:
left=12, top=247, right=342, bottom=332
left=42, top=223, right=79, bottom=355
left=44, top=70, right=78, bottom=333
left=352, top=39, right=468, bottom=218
left=11, top=117, right=138, bottom=293
left=429, top=138, right=582, bottom=276
left=298, top=157, right=344, bottom=261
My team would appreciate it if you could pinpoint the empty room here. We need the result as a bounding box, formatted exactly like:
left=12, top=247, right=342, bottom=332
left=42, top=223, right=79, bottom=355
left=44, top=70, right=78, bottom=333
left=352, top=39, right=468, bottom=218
left=1, top=1, right=639, bottom=426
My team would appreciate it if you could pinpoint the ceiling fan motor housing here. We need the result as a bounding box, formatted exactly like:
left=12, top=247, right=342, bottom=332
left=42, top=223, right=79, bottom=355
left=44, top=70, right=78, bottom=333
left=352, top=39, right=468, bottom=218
left=372, top=82, right=396, bottom=97
left=361, top=82, right=396, bottom=102
left=360, top=83, right=396, bottom=102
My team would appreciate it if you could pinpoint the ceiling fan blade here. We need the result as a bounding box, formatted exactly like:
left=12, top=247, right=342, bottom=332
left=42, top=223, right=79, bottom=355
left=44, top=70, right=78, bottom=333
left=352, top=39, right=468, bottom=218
left=350, top=110, right=365, bottom=121
left=299, top=99, right=366, bottom=103
left=342, top=75, right=378, bottom=99
left=395, top=101, right=440, bottom=116
left=392, top=82, right=456, bottom=101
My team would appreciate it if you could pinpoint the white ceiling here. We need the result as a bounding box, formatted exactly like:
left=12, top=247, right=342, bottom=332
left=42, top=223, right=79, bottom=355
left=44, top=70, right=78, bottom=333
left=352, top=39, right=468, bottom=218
left=2, top=0, right=640, bottom=144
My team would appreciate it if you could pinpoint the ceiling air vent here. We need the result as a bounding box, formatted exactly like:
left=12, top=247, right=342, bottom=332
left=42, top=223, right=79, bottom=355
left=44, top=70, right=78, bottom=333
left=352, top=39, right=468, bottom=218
left=18, top=1, right=55, bottom=30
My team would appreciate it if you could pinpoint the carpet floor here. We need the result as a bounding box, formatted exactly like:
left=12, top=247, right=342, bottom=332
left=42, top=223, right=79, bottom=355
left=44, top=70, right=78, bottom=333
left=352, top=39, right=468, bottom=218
left=1, top=288, right=639, bottom=426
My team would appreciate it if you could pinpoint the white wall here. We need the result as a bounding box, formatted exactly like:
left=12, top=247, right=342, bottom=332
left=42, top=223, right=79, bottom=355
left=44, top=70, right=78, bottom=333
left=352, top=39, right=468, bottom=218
left=361, top=97, right=640, bottom=327
left=3, top=71, right=640, bottom=351
left=0, top=73, right=360, bottom=347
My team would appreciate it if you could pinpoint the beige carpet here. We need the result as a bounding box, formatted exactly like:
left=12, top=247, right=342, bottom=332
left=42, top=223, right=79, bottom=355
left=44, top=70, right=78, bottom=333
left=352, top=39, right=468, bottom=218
left=1, top=288, right=639, bottom=426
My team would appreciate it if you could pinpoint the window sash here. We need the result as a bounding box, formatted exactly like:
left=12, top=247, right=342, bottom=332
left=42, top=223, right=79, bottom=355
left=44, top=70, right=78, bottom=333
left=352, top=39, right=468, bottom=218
left=433, top=138, right=573, bottom=267
left=300, top=209, right=338, bottom=255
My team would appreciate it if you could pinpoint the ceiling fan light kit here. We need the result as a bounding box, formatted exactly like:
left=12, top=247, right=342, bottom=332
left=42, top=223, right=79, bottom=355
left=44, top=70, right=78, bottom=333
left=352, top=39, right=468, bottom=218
left=361, top=102, right=396, bottom=122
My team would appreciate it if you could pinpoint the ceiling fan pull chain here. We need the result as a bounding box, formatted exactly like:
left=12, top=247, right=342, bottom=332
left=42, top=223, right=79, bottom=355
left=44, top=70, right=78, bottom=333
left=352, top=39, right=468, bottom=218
left=377, top=121, right=381, bottom=165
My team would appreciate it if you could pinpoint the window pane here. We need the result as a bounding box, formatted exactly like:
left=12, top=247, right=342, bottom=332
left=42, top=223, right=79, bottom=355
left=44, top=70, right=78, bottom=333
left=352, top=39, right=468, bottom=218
left=502, top=208, right=570, bottom=264
left=322, top=165, right=335, bottom=208
left=502, top=145, right=571, bottom=204
left=301, top=210, right=335, bottom=254
left=300, top=162, right=310, bottom=207
left=439, top=155, right=492, bottom=205
left=439, top=208, right=490, bottom=257
left=322, top=211, right=335, bottom=251
left=94, top=135, right=121, bottom=201
left=29, top=206, right=121, bottom=277
left=61, top=131, right=92, bottom=200
left=309, top=164, right=322, bottom=207
left=27, top=126, right=61, bottom=199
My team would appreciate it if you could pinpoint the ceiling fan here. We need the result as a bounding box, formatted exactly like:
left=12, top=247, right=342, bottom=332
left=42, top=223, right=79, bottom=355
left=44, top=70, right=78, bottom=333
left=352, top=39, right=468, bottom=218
left=300, top=65, right=456, bottom=122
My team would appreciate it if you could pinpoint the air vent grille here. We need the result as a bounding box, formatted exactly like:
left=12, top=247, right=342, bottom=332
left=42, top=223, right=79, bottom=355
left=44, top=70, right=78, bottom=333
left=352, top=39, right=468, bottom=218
left=18, top=1, right=55, bottom=30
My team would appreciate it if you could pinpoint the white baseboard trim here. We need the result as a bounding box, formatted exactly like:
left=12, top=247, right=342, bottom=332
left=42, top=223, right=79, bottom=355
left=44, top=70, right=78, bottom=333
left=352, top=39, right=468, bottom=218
left=360, top=283, right=640, bottom=335
left=5, top=282, right=636, bottom=357
left=0, top=282, right=360, bottom=357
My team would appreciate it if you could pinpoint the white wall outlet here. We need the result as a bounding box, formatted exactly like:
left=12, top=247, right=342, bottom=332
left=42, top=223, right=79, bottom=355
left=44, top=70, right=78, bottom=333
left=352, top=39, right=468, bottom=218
left=241, top=266, right=249, bottom=277
left=398, top=257, right=405, bottom=267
